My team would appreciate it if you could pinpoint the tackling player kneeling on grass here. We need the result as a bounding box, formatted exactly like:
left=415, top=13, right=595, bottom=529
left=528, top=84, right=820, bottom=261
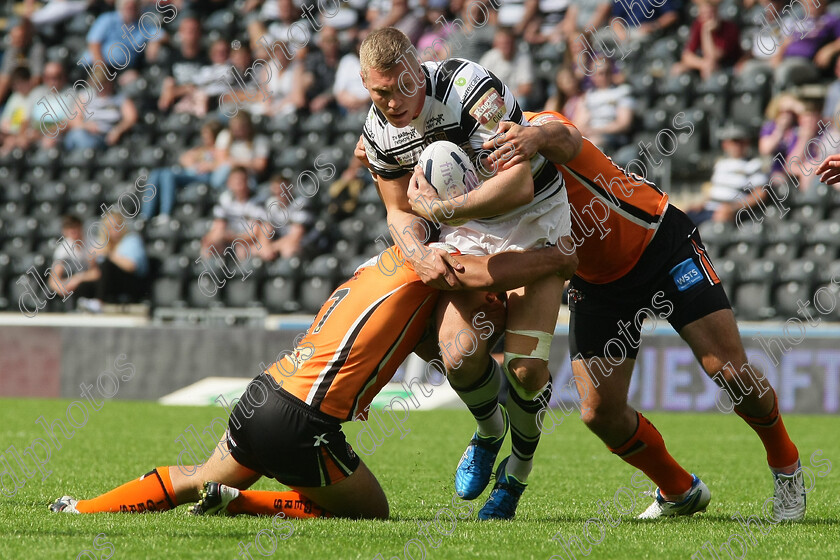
left=482, top=110, right=805, bottom=521
left=49, top=242, right=576, bottom=519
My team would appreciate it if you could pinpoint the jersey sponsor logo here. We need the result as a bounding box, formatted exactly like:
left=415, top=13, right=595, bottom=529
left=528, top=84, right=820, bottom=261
left=469, top=88, right=505, bottom=128
left=395, top=146, right=424, bottom=166
left=455, top=77, right=467, bottom=86
left=392, top=129, right=419, bottom=143
left=670, top=258, right=704, bottom=291
left=313, top=433, right=329, bottom=446
left=462, top=75, right=482, bottom=98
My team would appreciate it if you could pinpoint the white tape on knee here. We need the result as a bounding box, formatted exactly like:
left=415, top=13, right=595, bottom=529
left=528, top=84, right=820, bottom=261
left=503, top=329, right=553, bottom=401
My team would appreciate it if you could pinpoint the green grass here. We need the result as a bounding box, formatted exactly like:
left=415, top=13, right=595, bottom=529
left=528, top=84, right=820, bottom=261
left=1, top=399, right=837, bottom=559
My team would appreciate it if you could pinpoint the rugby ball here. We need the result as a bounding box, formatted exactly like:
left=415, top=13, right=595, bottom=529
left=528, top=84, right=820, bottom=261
left=417, top=141, right=480, bottom=202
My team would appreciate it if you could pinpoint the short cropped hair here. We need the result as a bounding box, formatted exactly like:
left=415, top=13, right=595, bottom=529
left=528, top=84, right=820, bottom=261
left=359, top=27, right=414, bottom=78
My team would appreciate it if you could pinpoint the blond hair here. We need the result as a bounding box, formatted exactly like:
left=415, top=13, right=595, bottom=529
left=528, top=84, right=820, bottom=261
left=359, top=27, right=414, bottom=78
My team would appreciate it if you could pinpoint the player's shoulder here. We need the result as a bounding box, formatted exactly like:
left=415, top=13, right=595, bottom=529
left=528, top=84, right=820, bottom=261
left=424, top=58, right=492, bottom=101
left=525, top=110, right=575, bottom=128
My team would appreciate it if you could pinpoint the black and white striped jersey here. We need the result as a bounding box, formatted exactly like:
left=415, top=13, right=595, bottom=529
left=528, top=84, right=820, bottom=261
left=362, top=57, right=565, bottom=223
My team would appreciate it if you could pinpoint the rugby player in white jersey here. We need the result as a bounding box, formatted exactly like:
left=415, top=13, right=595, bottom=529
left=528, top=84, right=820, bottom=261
left=358, top=27, right=581, bottom=519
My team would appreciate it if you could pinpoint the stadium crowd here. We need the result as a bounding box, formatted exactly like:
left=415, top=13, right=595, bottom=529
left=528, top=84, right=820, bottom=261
left=1, top=0, right=839, bottom=317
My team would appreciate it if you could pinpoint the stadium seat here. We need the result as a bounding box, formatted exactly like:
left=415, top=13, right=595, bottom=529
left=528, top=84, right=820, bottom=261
left=152, top=277, right=186, bottom=308
left=4, top=181, right=32, bottom=211
left=773, top=281, right=811, bottom=317
left=729, top=93, right=765, bottom=129
left=300, top=112, right=336, bottom=142
left=793, top=182, right=830, bottom=207
left=713, top=257, right=740, bottom=296
left=299, top=276, right=335, bottom=314
left=806, top=221, right=840, bottom=247
left=67, top=181, right=104, bottom=206
left=799, top=243, right=836, bottom=268
left=789, top=204, right=822, bottom=224
left=723, top=242, right=760, bottom=265
left=267, top=112, right=299, bottom=137
left=733, top=284, right=776, bottom=320
left=146, top=238, right=178, bottom=260
left=809, top=282, right=840, bottom=321
left=32, top=181, right=67, bottom=209
left=336, top=111, right=368, bottom=135
left=777, top=258, right=816, bottom=285
left=187, top=274, right=224, bottom=308
left=224, top=274, right=262, bottom=308
left=762, top=242, right=796, bottom=264
left=263, top=276, right=300, bottom=313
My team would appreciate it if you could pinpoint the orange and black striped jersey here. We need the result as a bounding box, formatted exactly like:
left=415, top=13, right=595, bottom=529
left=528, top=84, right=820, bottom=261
left=264, top=246, right=438, bottom=422
left=525, top=111, right=670, bottom=284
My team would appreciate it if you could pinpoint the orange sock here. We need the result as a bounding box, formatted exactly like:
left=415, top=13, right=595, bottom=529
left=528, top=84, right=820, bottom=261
left=609, top=412, right=694, bottom=499
left=226, top=490, right=330, bottom=518
left=76, top=467, right=177, bottom=513
left=735, top=390, right=799, bottom=470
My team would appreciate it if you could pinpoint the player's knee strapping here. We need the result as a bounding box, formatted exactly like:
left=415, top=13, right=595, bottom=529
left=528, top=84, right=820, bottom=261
left=503, top=329, right=552, bottom=401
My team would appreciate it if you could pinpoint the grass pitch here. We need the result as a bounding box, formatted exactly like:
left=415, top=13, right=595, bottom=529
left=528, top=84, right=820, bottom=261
left=1, top=398, right=837, bottom=559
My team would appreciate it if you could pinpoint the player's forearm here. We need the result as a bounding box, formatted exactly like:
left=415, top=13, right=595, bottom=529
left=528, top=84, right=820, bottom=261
left=534, top=121, right=582, bottom=164
left=455, top=246, right=578, bottom=291
left=387, top=208, right=431, bottom=262
left=447, top=163, right=534, bottom=221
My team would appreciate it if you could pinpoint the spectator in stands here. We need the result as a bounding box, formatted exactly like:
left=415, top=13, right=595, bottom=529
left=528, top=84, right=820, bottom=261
left=0, top=18, right=44, bottom=104
left=157, top=16, right=210, bottom=113
left=63, top=68, right=138, bottom=150
left=575, top=57, right=635, bottom=152
left=83, top=0, right=163, bottom=82
left=141, top=121, right=224, bottom=225
left=305, top=26, right=342, bottom=112
left=202, top=166, right=268, bottom=259
left=259, top=174, right=316, bottom=260
left=211, top=110, right=270, bottom=187
left=759, top=92, right=819, bottom=189
left=333, top=36, right=370, bottom=114
left=47, top=214, right=92, bottom=300
left=367, top=0, right=424, bottom=43
left=254, top=40, right=308, bottom=117
left=772, top=1, right=840, bottom=87
left=74, top=210, right=150, bottom=310
left=415, top=0, right=453, bottom=63
left=521, top=0, right=573, bottom=45
left=248, top=0, right=312, bottom=59
left=479, top=27, right=535, bottom=107
left=445, top=0, right=497, bottom=62
left=543, top=67, right=582, bottom=120
left=822, top=56, right=840, bottom=122
left=686, top=125, right=769, bottom=224
left=564, top=0, right=612, bottom=39
left=23, top=0, right=88, bottom=26
left=671, top=0, right=741, bottom=80
left=0, top=67, right=38, bottom=155
left=197, top=39, right=237, bottom=117
left=28, top=61, right=73, bottom=149
left=611, top=0, right=680, bottom=41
